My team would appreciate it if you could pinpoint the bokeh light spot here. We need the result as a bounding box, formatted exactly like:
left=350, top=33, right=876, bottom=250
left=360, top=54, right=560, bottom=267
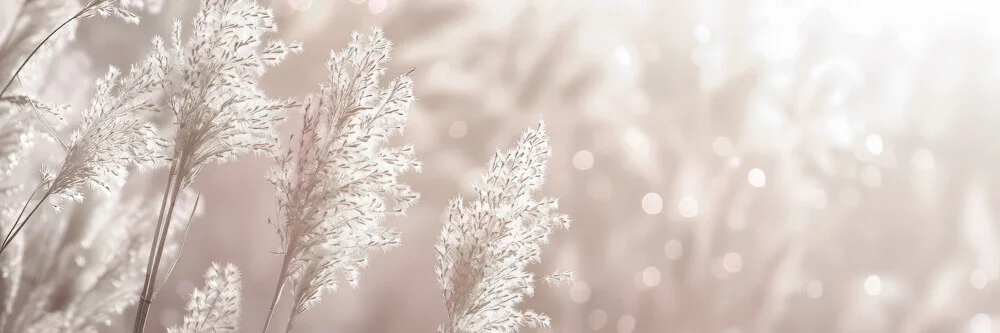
left=865, top=134, right=884, bottom=155
left=694, top=24, right=712, bottom=44
left=712, top=136, right=733, bottom=156
left=664, top=239, right=683, bottom=260
left=573, top=150, right=594, bottom=170
left=971, top=269, right=989, bottom=290
left=448, top=120, right=468, bottom=139
left=723, top=252, right=743, bottom=273
left=864, top=275, right=882, bottom=296
left=642, top=266, right=661, bottom=287
left=614, top=45, right=632, bottom=67
left=678, top=196, right=699, bottom=218
left=588, top=309, right=607, bottom=330
left=570, top=281, right=591, bottom=303
left=748, top=168, right=766, bottom=188
left=971, top=313, right=992, bottom=333
left=617, top=315, right=636, bottom=333
left=368, top=0, right=387, bottom=14
left=642, top=192, right=663, bottom=214
left=288, top=0, right=313, bottom=11
left=806, top=280, right=824, bottom=299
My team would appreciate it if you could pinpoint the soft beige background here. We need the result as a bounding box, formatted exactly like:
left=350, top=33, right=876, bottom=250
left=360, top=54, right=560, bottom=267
left=68, top=0, right=1000, bottom=332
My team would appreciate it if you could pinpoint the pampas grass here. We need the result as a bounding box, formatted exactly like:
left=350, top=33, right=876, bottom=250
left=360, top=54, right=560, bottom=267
left=262, top=28, right=419, bottom=333
left=0, top=1, right=573, bottom=333
left=435, top=121, right=572, bottom=333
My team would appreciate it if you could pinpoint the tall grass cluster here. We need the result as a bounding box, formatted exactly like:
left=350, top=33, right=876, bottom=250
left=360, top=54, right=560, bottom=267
left=0, top=0, right=572, bottom=332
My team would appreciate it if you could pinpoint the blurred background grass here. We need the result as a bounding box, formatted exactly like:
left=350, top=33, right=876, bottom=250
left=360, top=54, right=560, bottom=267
left=65, top=0, right=1000, bottom=331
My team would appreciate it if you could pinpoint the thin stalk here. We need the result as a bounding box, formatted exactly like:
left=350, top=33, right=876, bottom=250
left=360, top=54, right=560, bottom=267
left=132, top=157, right=179, bottom=333
left=1, top=182, right=41, bottom=251
left=17, top=75, right=67, bottom=151
left=152, top=193, right=200, bottom=298
left=0, top=82, right=68, bottom=255
left=0, top=189, right=52, bottom=254
left=262, top=244, right=292, bottom=333
left=261, top=252, right=293, bottom=333
left=133, top=155, right=187, bottom=333
left=262, top=108, right=312, bottom=333
left=0, top=0, right=97, bottom=99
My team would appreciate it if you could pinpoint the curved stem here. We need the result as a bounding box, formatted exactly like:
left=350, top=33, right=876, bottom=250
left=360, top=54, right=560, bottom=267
left=261, top=256, right=291, bottom=333
left=0, top=2, right=91, bottom=99
left=0, top=188, right=52, bottom=255
left=16, top=75, right=67, bottom=151
left=0, top=182, right=41, bottom=252
left=151, top=193, right=200, bottom=299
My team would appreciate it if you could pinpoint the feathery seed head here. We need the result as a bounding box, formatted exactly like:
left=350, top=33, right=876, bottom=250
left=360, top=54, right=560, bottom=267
left=81, top=0, right=142, bottom=24
left=267, top=27, right=419, bottom=331
left=168, top=263, right=242, bottom=333
left=42, top=39, right=171, bottom=205
left=435, top=121, right=573, bottom=333
left=168, top=0, right=299, bottom=187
